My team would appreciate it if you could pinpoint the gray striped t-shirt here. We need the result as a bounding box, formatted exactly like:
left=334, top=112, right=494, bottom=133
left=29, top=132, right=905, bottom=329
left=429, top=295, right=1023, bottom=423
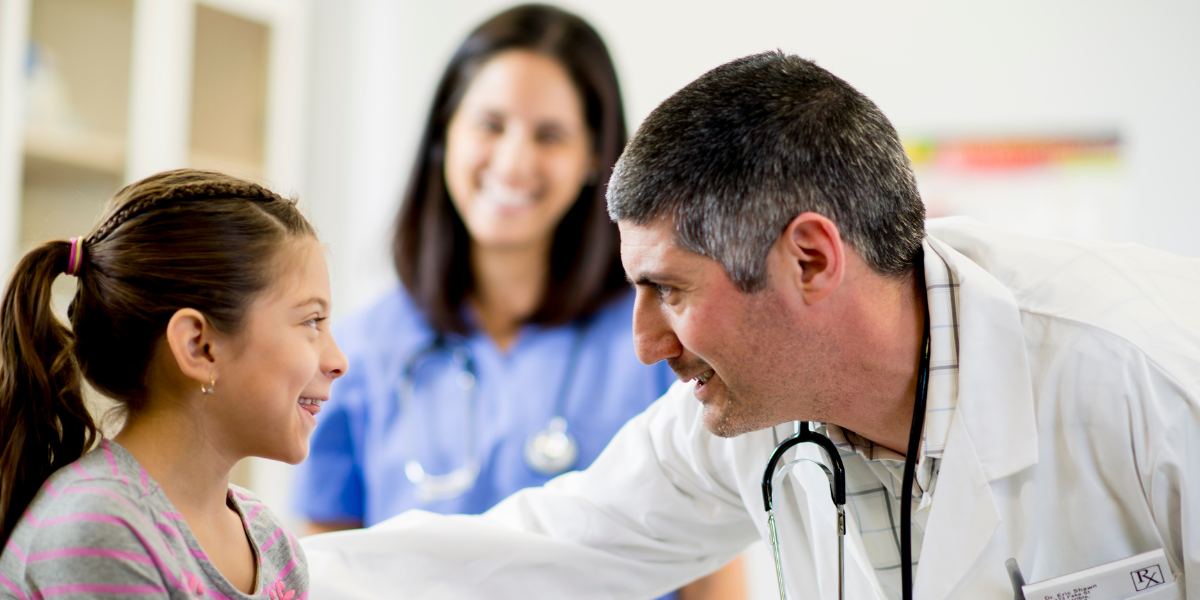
left=1, top=439, right=307, bottom=599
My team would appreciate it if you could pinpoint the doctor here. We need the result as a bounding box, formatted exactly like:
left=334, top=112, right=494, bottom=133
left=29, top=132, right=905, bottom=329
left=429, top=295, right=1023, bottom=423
left=303, top=51, right=1200, bottom=600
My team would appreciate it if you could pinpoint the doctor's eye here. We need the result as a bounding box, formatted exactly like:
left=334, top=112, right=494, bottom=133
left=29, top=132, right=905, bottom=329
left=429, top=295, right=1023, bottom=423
left=654, top=284, right=674, bottom=299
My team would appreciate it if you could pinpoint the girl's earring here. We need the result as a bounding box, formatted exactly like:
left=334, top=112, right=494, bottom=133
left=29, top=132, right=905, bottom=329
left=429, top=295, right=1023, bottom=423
left=201, top=373, right=216, bottom=395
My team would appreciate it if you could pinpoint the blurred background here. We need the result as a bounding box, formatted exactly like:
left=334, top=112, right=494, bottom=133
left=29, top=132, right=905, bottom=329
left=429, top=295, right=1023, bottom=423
left=2, top=0, right=1197, bottom=596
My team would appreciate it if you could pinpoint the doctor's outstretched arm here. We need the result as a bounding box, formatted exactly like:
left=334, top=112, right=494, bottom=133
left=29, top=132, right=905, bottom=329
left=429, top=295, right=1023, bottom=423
left=302, top=383, right=761, bottom=600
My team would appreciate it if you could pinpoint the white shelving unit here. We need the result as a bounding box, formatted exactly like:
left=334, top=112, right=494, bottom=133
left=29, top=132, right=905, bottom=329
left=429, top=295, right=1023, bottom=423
left=0, top=0, right=310, bottom=278
left=0, top=0, right=311, bottom=494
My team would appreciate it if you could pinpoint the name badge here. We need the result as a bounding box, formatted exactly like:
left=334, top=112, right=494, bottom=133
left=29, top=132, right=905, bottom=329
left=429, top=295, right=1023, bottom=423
left=1021, top=549, right=1178, bottom=600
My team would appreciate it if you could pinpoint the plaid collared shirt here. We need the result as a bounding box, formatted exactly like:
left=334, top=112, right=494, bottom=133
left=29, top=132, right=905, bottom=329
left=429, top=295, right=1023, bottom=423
left=822, top=242, right=961, bottom=600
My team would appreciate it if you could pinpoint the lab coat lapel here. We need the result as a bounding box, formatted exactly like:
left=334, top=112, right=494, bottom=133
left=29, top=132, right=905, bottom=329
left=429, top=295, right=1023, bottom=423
left=915, top=411, right=1001, bottom=600
left=916, top=232, right=1039, bottom=600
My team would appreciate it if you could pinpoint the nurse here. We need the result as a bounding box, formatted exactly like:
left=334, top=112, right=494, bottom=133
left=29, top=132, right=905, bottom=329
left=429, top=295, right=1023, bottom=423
left=292, top=5, right=744, bottom=598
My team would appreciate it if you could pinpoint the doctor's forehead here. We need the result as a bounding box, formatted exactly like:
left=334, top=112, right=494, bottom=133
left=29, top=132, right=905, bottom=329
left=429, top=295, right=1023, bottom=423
left=618, top=219, right=705, bottom=280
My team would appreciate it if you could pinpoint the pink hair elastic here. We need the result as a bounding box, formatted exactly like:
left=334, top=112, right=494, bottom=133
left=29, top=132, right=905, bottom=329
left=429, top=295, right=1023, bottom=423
left=66, top=237, right=83, bottom=276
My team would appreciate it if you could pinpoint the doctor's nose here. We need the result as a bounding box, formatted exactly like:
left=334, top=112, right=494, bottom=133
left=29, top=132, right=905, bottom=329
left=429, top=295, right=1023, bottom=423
left=631, top=288, right=682, bottom=366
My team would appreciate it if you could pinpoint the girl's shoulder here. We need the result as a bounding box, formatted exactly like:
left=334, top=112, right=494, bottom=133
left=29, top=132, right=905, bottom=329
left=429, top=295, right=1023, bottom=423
left=2, top=443, right=180, bottom=596
left=32, top=440, right=158, bottom=518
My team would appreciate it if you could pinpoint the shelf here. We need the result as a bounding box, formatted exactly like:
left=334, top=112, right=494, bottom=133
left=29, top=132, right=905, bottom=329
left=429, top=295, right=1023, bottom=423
left=190, top=5, right=269, bottom=179
left=24, top=124, right=126, bottom=176
left=189, top=149, right=265, bottom=183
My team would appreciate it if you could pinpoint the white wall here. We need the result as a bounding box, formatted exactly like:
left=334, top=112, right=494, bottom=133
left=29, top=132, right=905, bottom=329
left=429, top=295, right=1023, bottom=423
left=303, top=0, right=1200, bottom=325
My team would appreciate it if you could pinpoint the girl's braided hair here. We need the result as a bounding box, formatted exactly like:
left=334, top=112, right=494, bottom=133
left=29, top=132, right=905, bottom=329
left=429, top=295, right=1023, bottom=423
left=0, top=168, right=316, bottom=545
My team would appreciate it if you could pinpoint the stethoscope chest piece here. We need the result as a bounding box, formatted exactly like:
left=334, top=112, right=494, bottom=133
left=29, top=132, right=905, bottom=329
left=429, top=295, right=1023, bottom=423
left=524, top=416, right=579, bottom=475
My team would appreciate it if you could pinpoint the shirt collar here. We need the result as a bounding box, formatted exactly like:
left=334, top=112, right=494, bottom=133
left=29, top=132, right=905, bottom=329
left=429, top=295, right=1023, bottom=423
left=823, top=241, right=962, bottom=497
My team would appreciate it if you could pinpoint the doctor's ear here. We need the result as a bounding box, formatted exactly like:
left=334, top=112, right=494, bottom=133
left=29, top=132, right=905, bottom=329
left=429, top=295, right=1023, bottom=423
left=164, top=308, right=220, bottom=391
left=779, top=212, right=845, bottom=304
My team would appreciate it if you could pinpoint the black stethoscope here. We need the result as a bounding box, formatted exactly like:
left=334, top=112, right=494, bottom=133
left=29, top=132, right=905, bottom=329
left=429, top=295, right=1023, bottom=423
left=762, top=309, right=931, bottom=600
left=398, top=325, right=588, bottom=502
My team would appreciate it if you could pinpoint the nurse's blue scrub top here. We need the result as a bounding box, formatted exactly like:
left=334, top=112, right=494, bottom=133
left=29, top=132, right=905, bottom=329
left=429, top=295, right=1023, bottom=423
left=294, top=286, right=674, bottom=525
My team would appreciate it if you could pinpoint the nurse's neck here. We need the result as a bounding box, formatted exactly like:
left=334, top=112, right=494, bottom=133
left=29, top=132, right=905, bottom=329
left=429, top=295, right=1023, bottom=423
left=468, top=240, right=551, bottom=352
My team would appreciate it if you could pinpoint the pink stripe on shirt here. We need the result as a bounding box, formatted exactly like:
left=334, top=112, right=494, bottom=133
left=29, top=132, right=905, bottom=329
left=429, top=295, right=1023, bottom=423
left=260, top=528, right=284, bottom=552
left=243, top=503, right=264, bottom=523
left=69, top=463, right=93, bottom=481
left=100, top=440, right=119, bottom=477
left=32, top=583, right=166, bottom=598
left=276, top=557, right=298, bottom=580
left=26, top=548, right=155, bottom=565
left=5, top=540, right=27, bottom=562
left=0, top=572, right=30, bottom=600
left=35, top=502, right=184, bottom=590
left=155, top=522, right=181, bottom=539
left=202, top=583, right=235, bottom=600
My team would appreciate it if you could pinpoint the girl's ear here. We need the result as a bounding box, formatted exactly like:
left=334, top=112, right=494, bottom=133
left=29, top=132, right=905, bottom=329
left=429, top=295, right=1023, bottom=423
left=164, top=308, right=216, bottom=389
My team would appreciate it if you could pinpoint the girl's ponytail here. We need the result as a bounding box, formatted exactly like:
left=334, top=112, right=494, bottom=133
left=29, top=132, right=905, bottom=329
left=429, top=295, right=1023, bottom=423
left=0, top=240, right=98, bottom=545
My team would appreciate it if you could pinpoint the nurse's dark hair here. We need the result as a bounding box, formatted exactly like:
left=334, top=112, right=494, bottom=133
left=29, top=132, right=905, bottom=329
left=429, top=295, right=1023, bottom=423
left=392, top=3, right=628, bottom=333
left=0, top=168, right=316, bottom=545
left=608, top=51, right=926, bottom=291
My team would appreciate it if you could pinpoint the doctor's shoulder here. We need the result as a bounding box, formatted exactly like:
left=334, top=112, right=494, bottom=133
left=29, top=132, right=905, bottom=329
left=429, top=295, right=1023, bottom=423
left=927, top=218, right=1200, bottom=393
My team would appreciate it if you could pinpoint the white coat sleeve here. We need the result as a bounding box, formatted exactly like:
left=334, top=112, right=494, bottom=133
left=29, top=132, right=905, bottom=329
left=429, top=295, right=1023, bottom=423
left=302, top=382, right=763, bottom=600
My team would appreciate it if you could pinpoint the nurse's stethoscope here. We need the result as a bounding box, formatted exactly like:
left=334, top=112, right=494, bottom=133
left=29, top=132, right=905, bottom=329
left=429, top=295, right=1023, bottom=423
left=399, top=324, right=588, bottom=502
left=762, top=310, right=931, bottom=600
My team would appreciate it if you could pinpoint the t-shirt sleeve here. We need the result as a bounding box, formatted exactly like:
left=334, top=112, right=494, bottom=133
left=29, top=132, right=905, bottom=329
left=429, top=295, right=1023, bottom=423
left=21, top=485, right=172, bottom=598
left=292, top=374, right=366, bottom=524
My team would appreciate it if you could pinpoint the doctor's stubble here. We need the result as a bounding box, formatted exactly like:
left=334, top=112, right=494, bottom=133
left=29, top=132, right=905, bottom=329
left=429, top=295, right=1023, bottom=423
left=670, top=271, right=847, bottom=439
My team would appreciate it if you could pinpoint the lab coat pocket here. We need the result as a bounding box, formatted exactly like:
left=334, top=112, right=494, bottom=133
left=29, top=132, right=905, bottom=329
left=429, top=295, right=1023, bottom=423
left=1121, top=577, right=1180, bottom=600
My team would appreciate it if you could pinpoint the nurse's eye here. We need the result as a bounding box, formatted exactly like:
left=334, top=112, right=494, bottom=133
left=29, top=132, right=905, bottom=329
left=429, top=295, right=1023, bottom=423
left=535, top=126, right=567, bottom=145
left=478, top=117, right=503, bottom=134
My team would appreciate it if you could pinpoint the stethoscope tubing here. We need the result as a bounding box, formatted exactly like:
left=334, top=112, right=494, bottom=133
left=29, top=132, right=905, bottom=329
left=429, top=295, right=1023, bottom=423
left=398, top=321, right=590, bottom=500
left=900, top=309, right=933, bottom=600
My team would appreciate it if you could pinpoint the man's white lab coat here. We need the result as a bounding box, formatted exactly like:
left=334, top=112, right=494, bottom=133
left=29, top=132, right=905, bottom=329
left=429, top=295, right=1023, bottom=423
left=304, top=218, right=1199, bottom=600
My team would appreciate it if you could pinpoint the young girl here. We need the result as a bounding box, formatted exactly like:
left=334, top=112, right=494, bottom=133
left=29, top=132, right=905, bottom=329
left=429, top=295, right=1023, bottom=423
left=0, top=169, right=346, bottom=599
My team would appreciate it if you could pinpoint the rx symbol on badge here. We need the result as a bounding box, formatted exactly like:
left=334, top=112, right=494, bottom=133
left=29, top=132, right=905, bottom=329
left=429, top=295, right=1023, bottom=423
left=1131, top=565, right=1165, bottom=591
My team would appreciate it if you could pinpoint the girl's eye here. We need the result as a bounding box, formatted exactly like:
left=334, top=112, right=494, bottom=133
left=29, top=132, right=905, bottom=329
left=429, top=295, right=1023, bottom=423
left=303, top=317, right=327, bottom=329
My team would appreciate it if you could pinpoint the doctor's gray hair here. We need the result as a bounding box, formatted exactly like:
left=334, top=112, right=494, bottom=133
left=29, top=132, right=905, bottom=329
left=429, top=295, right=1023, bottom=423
left=607, top=51, right=925, bottom=291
